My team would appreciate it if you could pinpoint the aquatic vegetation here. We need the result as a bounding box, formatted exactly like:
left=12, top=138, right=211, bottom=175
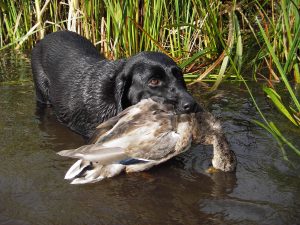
left=251, top=0, right=300, bottom=157
left=0, top=0, right=299, bottom=157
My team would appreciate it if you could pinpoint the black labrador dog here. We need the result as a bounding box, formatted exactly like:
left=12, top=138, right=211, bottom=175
left=31, top=31, right=200, bottom=138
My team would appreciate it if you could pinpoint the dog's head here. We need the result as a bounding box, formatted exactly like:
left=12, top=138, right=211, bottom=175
left=116, top=52, right=201, bottom=114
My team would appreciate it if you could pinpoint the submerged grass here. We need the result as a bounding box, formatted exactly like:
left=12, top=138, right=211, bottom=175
left=0, top=0, right=299, bottom=157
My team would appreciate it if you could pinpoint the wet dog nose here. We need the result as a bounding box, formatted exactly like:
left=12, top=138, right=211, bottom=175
left=182, top=101, right=200, bottom=113
left=183, top=102, right=193, bottom=112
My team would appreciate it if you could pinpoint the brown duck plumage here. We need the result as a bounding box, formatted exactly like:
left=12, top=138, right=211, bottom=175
left=58, top=98, right=236, bottom=184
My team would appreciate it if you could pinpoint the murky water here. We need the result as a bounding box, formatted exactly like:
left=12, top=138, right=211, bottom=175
left=0, top=50, right=300, bottom=225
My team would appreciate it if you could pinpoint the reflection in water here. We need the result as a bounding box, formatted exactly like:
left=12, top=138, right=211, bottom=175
left=0, top=50, right=31, bottom=83
left=35, top=105, right=85, bottom=149
left=209, top=171, right=237, bottom=197
left=0, top=51, right=300, bottom=225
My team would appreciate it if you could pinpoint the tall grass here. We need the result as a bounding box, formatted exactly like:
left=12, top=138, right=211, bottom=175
left=252, top=0, right=300, bottom=157
left=0, top=0, right=299, bottom=157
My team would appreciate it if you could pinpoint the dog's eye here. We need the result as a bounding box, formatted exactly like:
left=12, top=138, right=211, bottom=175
left=148, top=79, right=161, bottom=87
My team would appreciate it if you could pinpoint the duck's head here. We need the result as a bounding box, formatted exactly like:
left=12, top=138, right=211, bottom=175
left=192, top=112, right=237, bottom=173
left=212, top=149, right=237, bottom=172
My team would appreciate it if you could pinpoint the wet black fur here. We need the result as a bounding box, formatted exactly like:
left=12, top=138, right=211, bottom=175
left=31, top=30, right=199, bottom=138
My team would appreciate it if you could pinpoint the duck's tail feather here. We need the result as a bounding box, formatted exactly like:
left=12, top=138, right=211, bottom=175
left=64, top=159, right=91, bottom=180
left=70, top=163, right=126, bottom=184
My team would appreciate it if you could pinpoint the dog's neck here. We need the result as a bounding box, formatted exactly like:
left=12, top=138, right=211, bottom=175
left=85, top=59, right=128, bottom=130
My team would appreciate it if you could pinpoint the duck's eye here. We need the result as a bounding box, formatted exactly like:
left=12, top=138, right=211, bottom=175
left=148, top=79, right=161, bottom=87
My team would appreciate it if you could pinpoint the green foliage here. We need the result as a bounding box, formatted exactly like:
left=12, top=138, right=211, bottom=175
left=263, top=86, right=299, bottom=126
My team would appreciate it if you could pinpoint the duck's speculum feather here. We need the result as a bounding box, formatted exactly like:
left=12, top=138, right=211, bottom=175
left=119, top=158, right=150, bottom=165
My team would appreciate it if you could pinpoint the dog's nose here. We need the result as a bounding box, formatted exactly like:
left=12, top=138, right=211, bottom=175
left=183, top=102, right=193, bottom=112
left=182, top=101, right=199, bottom=113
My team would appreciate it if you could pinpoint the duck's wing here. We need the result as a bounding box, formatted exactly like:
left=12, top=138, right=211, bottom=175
left=124, top=114, right=195, bottom=161
left=125, top=131, right=180, bottom=160
left=57, top=144, right=128, bottom=164
left=100, top=112, right=195, bottom=161
left=89, top=114, right=181, bottom=161
left=59, top=113, right=192, bottom=166
left=88, top=98, right=159, bottom=144
left=88, top=108, right=130, bottom=143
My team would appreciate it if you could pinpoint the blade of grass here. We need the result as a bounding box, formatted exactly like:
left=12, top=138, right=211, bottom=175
left=179, top=47, right=213, bottom=68
left=263, top=86, right=299, bottom=126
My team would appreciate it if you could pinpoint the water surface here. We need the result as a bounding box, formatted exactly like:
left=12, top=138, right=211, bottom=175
left=0, top=50, right=299, bottom=225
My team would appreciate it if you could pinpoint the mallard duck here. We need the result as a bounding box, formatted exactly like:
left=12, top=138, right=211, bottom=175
left=58, top=98, right=236, bottom=184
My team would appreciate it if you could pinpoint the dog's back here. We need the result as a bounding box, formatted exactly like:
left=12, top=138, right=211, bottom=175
left=31, top=30, right=102, bottom=104
left=31, top=31, right=123, bottom=137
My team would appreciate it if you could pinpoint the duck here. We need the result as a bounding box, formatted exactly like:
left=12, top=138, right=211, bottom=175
left=57, top=98, right=237, bottom=184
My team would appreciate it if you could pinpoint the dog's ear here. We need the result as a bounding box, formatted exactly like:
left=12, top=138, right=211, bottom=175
left=114, top=61, right=132, bottom=112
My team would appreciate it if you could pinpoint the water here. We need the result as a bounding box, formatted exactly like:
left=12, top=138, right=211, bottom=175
left=0, top=50, right=300, bottom=225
